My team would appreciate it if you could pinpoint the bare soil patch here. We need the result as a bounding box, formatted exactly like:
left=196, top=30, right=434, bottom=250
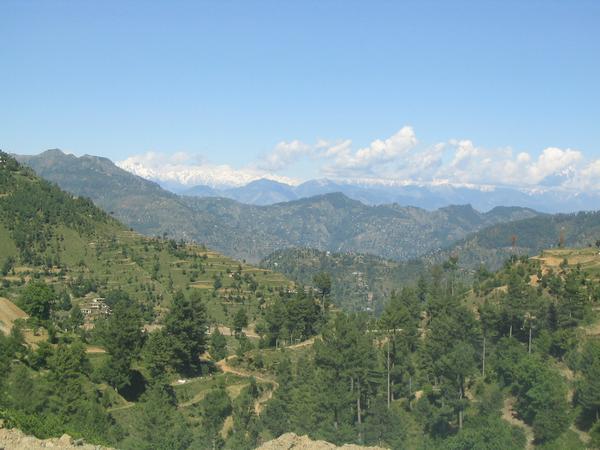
left=0, top=297, right=28, bottom=334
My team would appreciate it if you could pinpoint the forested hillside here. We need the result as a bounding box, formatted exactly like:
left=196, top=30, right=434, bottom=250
left=17, top=150, right=540, bottom=262
left=243, top=252, right=600, bottom=449
left=6, top=150, right=600, bottom=449
left=261, top=211, right=600, bottom=315
left=428, top=210, right=600, bottom=271
left=0, top=151, right=317, bottom=449
left=261, top=248, right=426, bottom=314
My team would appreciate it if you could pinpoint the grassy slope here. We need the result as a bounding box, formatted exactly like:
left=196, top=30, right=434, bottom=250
left=0, top=224, right=17, bottom=258
left=0, top=155, right=290, bottom=342
left=532, top=247, right=600, bottom=278
left=0, top=223, right=289, bottom=328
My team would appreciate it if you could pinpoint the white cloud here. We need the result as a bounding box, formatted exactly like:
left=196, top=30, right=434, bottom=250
left=528, top=147, right=582, bottom=182
left=321, top=126, right=418, bottom=175
left=449, top=140, right=480, bottom=169
left=428, top=139, right=584, bottom=190
left=255, top=127, right=420, bottom=180
left=258, top=140, right=312, bottom=171
left=117, top=151, right=298, bottom=188
left=115, top=127, right=595, bottom=193
left=564, top=159, right=600, bottom=191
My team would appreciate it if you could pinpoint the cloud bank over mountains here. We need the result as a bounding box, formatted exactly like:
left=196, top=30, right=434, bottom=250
left=117, top=126, right=596, bottom=191
left=117, top=151, right=299, bottom=188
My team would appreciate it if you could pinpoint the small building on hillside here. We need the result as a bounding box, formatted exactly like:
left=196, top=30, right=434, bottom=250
left=80, top=297, right=111, bottom=318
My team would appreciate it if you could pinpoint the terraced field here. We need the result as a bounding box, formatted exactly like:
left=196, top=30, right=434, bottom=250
left=1, top=225, right=291, bottom=331
left=532, top=247, right=600, bottom=277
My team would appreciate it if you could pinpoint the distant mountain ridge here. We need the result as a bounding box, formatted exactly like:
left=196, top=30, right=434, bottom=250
left=16, top=149, right=542, bottom=263
left=178, top=176, right=600, bottom=213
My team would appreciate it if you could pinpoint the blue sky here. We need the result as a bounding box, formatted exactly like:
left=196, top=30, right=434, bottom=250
left=2, top=1, right=600, bottom=188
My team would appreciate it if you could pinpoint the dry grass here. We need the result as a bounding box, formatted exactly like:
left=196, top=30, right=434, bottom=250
left=532, top=248, right=600, bottom=274
left=0, top=297, right=28, bottom=334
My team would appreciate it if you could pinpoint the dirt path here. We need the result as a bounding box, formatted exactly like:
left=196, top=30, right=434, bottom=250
left=107, top=401, right=134, bottom=412
left=212, top=325, right=260, bottom=339
left=215, top=355, right=279, bottom=438
left=570, top=424, right=591, bottom=446
left=502, top=396, right=534, bottom=450
left=254, top=382, right=276, bottom=415
left=216, top=355, right=277, bottom=387
left=177, top=381, right=249, bottom=409
left=85, top=345, right=106, bottom=354
left=216, top=355, right=278, bottom=415
left=288, top=337, right=316, bottom=349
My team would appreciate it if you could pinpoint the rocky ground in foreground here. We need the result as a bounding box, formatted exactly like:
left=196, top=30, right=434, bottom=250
left=256, top=433, right=389, bottom=450
left=0, top=426, right=113, bottom=450
left=0, top=427, right=388, bottom=450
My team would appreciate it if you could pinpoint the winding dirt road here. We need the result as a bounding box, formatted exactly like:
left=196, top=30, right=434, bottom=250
left=216, top=355, right=278, bottom=415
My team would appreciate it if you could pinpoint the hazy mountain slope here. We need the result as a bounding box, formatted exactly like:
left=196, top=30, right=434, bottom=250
left=17, top=150, right=541, bottom=263
left=17, top=149, right=202, bottom=240
left=261, top=248, right=426, bottom=313
left=181, top=184, right=219, bottom=197
left=222, top=178, right=298, bottom=205
left=182, top=177, right=600, bottom=213
left=261, top=210, right=600, bottom=313
left=432, top=210, right=600, bottom=271
left=182, top=192, right=540, bottom=262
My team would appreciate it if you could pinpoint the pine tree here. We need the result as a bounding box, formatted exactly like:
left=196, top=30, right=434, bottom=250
left=210, top=328, right=228, bottom=361
left=128, top=383, right=191, bottom=450
left=164, top=290, right=207, bottom=374
left=97, top=294, right=143, bottom=391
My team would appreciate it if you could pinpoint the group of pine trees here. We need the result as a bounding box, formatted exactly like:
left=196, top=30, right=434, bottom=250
left=4, top=252, right=600, bottom=449
left=258, top=257, right=600, bottom=449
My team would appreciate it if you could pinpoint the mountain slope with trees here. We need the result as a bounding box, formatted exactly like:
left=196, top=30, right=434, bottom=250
left=426, top=209, right=600, bottom=271
left=241, top=253, right=600, bottom=449
left=4, top=151, right=600, bottom=448
left=0, top=151, right=303, bottom=448
left=261, top=248, right=426, bottom=314
left=17, top=150, right=540, bottom=263
left=261, top=212, right=600, bottom=314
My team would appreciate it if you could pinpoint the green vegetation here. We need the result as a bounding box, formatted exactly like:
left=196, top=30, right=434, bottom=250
left=261, top=215, right=600, bottom=314
left=0, top=152, right=295, bottom=448
left=427, top=210, right=600, bottom=272
left=18, top=149, right=539, bottom=263
left=252, top=255, right=599, bottom=448
left=5, top=150, right=600, bottom=449
left=261, top=248, right=427, bottom=314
